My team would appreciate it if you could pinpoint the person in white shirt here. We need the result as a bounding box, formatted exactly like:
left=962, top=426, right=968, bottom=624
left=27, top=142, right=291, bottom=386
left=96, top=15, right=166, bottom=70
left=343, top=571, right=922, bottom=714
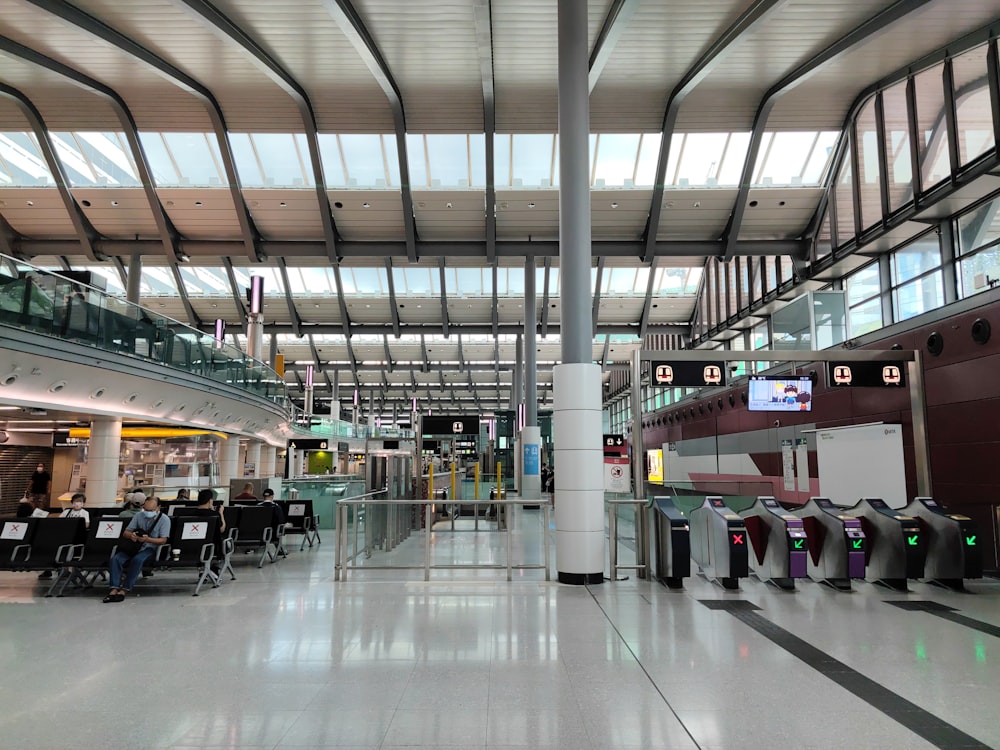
left=59, top=492, right=90, bottom=528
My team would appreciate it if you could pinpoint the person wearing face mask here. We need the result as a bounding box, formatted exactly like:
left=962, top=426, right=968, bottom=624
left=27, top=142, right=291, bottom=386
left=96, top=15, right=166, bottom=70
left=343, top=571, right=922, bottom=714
left=59, top=492, right=90, bottom=528
left=25, top=462, right=51, bottom=509
left=103, top=496, right=170, bottom=603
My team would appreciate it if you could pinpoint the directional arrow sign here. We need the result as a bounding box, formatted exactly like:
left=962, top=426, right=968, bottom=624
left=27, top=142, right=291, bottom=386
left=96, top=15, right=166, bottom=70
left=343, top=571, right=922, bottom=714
left=965, top=535, right=977, bottom=546
left=852, top=539, right=864, bottom=549
left=907, top=535, right=919, bottom=546
left=793, top=539, right=805, bottom=550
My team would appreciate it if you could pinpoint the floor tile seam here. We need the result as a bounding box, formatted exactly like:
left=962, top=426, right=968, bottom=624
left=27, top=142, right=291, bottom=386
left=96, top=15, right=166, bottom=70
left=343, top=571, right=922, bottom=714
left=582, top=583, right=705, bottom=750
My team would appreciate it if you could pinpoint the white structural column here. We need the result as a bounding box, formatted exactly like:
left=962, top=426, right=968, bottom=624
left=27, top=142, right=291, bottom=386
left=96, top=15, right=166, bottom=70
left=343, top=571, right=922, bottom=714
left=245, top=441, right=262, bottom=477
left=555, top=0, right=603, bottom=584
left=87, top=416, right=122, bottom=506
left=521, top=257, right=541, bottom=500
left=259, top=444, right=276, bottom=477
left=220, top=436, right=241, bottom=487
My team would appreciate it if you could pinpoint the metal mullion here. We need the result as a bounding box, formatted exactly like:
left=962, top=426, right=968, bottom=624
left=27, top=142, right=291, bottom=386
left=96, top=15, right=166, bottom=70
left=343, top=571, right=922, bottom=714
left=290, top=132, right=310, bottom=185
left=68, top=132, right=101, bottom=184
left=247, top=133, right=268, bottom=183
left=549, top=133, right=558, bottom=187
left=879, top=254, right=894, bottom=325
left=169, top=263, right=201, bottom=327
left=988, top=41, right=1000, bottom=155
left=590, top=133, right=600, bottom=186
left=906, top=76, right=924, bottom=198
left=874, top=91, right=892, bottom=221
left=422, top=134, right=431, bottom=187
left=849, top=122, right=863, bottom=239
left=670, top=133, right=686, bottom=185
left=337, top=134, right=350, bottom=185
left=203, top=132, right=226, bottom=184
left=828, top=174, right=840, bottom=249
left=491, top=264, right=498, bottom=337
left=940, top=219, right=958, bottom=303
left=752, top=133, right=774, bottom=184
left=0, top=88, right=101, bottom=261
left=942, top=59, right=962, bottom=177
left=632, top=133, right=643, bottom=185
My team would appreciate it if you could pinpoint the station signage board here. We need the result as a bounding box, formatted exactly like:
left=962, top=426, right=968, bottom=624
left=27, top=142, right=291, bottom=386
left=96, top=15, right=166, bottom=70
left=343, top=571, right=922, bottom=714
left=826, top=361, right=906, bottom=388
left=650, top=361, right=727, bottom=388
left=422, top=415, right=479, bottom=436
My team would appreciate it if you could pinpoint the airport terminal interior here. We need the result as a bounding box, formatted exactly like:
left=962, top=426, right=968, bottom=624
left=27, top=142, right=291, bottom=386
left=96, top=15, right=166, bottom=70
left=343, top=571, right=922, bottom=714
left=2, top=0, right=1000, bottom=748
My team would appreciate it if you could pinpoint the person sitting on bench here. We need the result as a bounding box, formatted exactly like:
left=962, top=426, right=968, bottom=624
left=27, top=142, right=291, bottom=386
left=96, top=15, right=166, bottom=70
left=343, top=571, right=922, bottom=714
left=103, top=496, right=170, bottom=603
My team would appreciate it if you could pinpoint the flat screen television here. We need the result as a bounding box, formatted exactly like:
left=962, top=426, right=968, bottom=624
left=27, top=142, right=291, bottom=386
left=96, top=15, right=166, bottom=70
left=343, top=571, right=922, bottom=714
left=747, top=375, right=813, bottom=412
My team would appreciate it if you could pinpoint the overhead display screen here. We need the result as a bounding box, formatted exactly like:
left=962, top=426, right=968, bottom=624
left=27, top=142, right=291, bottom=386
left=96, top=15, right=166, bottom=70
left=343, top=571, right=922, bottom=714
left=747, top=376, right=813, bottom=412
left=650, top=361, right=727, bottom=388
left=827, top=361, right=906, bottom=388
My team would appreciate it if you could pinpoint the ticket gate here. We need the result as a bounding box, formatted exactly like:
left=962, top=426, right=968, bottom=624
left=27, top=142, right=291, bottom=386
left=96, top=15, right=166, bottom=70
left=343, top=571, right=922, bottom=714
left=789, top=497, right=867, bottom=590
left=739, top=497, right=809, bottom=590
left=648, top=497, right=690, bottom=589
left=689, top=496, right=749, bottom=589
left=843, top=498, right=926, bottom=590
left=903, top=497, right=982, bottom=590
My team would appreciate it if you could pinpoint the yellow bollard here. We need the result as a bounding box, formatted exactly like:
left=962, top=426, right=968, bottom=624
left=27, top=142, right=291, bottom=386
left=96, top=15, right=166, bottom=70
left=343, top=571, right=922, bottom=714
left=474, top=462, right=480, bottom=500
left=429, top=464, right=434, bottom=500
left=497, top=462, right=502, bottom=499
left=450, top=460, right=456, bottom=502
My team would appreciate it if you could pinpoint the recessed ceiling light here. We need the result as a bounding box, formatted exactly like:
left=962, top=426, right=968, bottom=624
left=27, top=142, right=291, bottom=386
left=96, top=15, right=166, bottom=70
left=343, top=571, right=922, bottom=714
left=26, top=200, right=34, bottom=207
left=362, top=202, right=371, bottom=208
left=527, top=202, right=536, bottom=208
left=279, top=202, right=287, bottom=207
left=611, top=202, right=619, bottom=208
left=110, top=200, right=119, bottom=206
left=194, top=201, right=203, bottom=207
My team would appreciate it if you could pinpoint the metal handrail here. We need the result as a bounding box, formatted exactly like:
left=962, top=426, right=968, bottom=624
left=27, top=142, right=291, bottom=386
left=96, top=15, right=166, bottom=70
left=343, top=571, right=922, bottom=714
left=335, top=496, right=551, bottom=582
left=607, top=498, right=649, bottom=581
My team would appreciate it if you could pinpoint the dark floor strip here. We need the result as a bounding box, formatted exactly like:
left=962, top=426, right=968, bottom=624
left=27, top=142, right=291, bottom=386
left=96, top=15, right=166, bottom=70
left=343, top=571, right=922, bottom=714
left=700, top=600, right=991, bottom=750
left=886, top=601, right=1000, bottom=639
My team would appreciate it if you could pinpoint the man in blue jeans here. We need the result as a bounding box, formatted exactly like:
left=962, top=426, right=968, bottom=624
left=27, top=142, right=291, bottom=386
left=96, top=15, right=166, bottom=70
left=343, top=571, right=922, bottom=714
left=104, top=496, right=171, bottom=603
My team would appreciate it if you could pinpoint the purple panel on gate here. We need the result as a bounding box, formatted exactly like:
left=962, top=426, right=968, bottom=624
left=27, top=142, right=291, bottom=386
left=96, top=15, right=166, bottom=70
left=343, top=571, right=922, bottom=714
left=789, top=550, right=808, bottom=578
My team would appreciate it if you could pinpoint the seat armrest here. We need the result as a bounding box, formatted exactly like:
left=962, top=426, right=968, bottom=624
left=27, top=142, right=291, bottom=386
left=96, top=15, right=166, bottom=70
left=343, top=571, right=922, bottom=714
left=55, top=543, right=83, bottom=563
left=12, top=544, right=32, bottom=563
left=199, top=543, right=215, bottom=563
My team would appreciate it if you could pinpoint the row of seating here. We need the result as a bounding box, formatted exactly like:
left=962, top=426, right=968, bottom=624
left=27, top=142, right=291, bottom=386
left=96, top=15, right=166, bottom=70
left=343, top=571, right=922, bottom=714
left=0, top=501, right=321, bottom=597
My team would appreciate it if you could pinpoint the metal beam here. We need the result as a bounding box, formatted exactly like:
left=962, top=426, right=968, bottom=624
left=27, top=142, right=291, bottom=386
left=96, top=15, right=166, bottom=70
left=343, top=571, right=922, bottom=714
left=221, top=256, right=248, bottom=319
left=491, top=264, right=499, bottom=337
left=439, top=257, right=450, bottom=337
left=638, top=257, right=660, bottom=339
left=216, top=321, right=689, bottom=337
left=600, top=334, right=611, bottom=372
left=276, top=257, right=303, bottom=337
left=541, top=257, right=551, bottom=337
left=343, top=335, right=360, bottom=390
left=0, top=35, right=182, bottom=264
left=322, top=0, right=418, bottom=262
left=457, top=333, right=466, bottom=372
left=473, top=0, right=496, bottom=265
left=382, top=333, right=394, bottom=373
left=25, top=0, right=263, bottom=262
left=306, top=333, right=323, bottom=369
left=172, top=0, right=341, bottom=263
left=723, top=0, right=936, bottom=260
left=0, top=83, right=102, bottom=261
left=588, top=0, right=640, bottom=93
left=641, top=0, right=787, bottom=263
left=169, top=263, right=201, bottom=327
left=0, top=211, right=20, bottom=257
left=330, top=265, right=353, bottom=338
left=591, top=256, right=605, bottom=335
left=383, top=258, right=401, bottom=337
left=420, top=333, right=430, bottom=373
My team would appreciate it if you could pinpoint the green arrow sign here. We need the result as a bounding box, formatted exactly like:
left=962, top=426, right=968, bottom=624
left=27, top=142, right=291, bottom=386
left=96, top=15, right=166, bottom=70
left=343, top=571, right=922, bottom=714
left=793, top=539, right=805, bottom=550
left=907, top=535, right=919, bottom=546
left=852, top=539, right=863, bottom=549
left=965, top=536, right=977, bottom=546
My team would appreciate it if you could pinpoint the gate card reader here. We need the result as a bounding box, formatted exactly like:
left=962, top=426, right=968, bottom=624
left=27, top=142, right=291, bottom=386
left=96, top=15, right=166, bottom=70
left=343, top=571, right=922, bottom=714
left=648, top=497, right=691, bottom=589
left=843, top=498, right=926, bottom=591
left=739, top=496, right=808, bottom=590
left=689, top=496, right=749, bottom=590
left=903, top=497, right=982, bottom=589
left=790, top=497, right=866, bottom=590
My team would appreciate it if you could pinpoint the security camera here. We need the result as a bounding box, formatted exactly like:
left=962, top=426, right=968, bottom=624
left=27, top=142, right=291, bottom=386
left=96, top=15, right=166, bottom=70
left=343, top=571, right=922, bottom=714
left=773, top=419, right=781, bottom=428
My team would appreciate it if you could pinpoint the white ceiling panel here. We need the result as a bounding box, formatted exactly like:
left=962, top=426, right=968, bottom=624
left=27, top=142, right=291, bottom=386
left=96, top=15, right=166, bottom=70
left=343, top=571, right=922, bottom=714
left=0, top=187, right=77, bottom=238
left=737, top=188, right=823, bottom=240
left=243, top=189, right=324, bottom=241
left=327, top=190, right=405, bottom=241
left=591, top=189, right=651, bottom=239
left=70, top=188, right=159, bottom=239
left=207, top=0, right=394, bottom=132
left=413, top=190, right=486, bottom=241
left=0, top=0, right=212, bottom=131
left=495, top=189, right=558, bottom=240
left=590, top=0, right=754, bottom=132
left=656, top=188, right=737, bottom=240
left=72, top=0, right=300, bottom=132
left=0, top=54, right=120, bottom=130
left=771, top=3, right=1000, bottom=129
left=155, top=188, right=242, bottom=240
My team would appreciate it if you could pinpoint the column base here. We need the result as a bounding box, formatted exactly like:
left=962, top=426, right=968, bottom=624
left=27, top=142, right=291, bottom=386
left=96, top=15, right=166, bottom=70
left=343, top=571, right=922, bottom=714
left=558, top=571, right=604, bottom=585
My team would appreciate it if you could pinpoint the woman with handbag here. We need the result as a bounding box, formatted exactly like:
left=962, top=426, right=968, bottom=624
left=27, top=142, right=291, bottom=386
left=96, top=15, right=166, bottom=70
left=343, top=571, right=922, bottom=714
left=103, top=496, right=171, bottom=603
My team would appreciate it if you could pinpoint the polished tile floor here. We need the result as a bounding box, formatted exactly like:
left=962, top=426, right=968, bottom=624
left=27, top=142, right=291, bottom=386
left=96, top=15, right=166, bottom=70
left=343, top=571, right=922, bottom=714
left=0, top=508, right=997, bottom=750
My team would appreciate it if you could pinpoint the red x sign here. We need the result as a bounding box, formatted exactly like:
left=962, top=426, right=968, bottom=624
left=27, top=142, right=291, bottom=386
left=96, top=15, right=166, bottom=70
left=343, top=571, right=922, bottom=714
left=190, top=524, right=200, bottom=533
left=105, top=523, right=116, bottom=533
left=731, top=533, right=744, bottom=545
left=10, top=523, right=21, bottom=533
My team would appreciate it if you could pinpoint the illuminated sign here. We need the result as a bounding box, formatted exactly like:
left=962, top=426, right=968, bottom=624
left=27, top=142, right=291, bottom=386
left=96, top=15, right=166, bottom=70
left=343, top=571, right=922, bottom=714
left=827, top=361, right=907, bottom=388
left=965, top=535, right=977, bottom=546
left=650, top=361, right=728, bottom=388
left=906, top=535, right=920, bottom=547
left=851, top=539, right=864, bottom=550
left=731, top=533, right=745, bottom=545
left=792, top=539, right=805, bottom=550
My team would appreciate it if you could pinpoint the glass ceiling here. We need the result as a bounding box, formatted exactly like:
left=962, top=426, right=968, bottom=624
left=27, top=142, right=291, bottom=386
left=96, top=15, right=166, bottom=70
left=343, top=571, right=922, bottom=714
left=0, top=130, right=840, bottom=191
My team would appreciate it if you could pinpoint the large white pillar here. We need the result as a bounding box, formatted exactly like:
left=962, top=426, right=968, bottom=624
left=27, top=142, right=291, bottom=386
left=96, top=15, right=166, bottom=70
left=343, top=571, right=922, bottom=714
left=553, top=364, right=604, bottom=583
left=220, top=436, right=241, bottom=486
left=260, top=445, right=276, bottom=478
left=245, top=441, right=262, bottom=477
left=87, top=416, right=122, bottom=506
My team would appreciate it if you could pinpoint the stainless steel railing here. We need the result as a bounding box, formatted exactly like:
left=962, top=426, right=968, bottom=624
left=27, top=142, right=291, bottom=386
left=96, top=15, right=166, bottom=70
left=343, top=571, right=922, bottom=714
left=607, top=499, right=649, bottom=581
left=335, top=497, right=551, bottom=582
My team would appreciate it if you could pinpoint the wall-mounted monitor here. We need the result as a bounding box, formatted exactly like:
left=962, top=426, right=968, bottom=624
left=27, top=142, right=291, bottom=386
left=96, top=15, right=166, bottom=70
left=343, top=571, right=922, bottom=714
left=747, top=376, right=813, bottom=412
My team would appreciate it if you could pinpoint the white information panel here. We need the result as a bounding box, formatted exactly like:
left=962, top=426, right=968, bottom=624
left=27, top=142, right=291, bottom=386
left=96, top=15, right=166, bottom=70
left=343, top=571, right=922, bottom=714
left=96, top=521, right=123, bottom=539
left=288, top=503, right=306, bottom=516
left=817, top=424, right=906, bottom=508
left=181, top=522, right=208, bottom=540
left=1, top=522, right=28, bottom=540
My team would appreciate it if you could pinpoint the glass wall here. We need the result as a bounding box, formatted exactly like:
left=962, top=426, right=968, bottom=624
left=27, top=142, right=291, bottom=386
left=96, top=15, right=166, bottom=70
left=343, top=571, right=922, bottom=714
left=891, top=233, right=944, bottom=322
